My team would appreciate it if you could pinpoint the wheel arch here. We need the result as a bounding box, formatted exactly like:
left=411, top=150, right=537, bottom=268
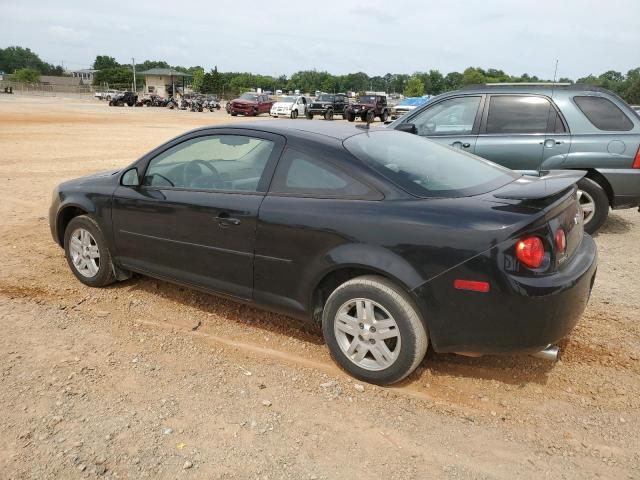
left=55, top=202, right=94, bottom=246
left=588, top=169, right=615, bottom=206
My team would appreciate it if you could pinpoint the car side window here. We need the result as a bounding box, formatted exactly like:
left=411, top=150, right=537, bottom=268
left=143, top=135, right=275, bottom=192
left=485, top=95, right=553, bottom=134
left=410, top=96, right=481, bottom=136
left=270, top=148, right=374, bottom=198
left=573, top=96, right=633, bottom=131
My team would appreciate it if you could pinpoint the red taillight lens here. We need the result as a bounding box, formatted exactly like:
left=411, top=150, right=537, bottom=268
left=454, top=279, right=490, bottom=292
left=555, top=228, right=566, bottom=254
left=632, top=146, right=640, bottom=169
left=516, top=236, right=545, bottom=268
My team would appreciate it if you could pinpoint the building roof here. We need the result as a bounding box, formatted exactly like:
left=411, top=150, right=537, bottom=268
left=68, top=69, right=99, bottom=74
left=138, top=68, right=192, bottom=77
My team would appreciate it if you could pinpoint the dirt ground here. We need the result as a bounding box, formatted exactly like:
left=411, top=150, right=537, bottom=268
left=0, top=94, right=638, bottom=480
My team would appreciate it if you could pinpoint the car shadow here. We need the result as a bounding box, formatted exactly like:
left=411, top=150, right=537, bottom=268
left=594, top=212, right=633, bottom=235
left=110, top=275, right=557, bottom=386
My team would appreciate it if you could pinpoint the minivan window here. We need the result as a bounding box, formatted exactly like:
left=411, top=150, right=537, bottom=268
left=573, top=96, right=633, bottom=131
left=485, top=95, right=553, bottom=134
left=409, top=96, right=480, bottom=136
left=344, top=130, right=518, bottom=198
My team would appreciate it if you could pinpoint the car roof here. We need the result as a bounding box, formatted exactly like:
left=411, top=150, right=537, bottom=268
left=457, top=83, right=615, bottom=96
left=202, top=120, right=371, bottom=140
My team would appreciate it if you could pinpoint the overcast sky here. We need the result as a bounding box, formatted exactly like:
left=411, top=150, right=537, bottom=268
left=1, top=0, right=638, bottom=79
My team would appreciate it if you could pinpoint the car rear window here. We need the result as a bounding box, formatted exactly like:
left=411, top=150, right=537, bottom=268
left=573, top=96, right=634, bottom=131
left=344, top=130, right=518, bottom=198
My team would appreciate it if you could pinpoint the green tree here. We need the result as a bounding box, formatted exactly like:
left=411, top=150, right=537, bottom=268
left=443, top=72, right=463, bottom=91
left=462, top=67, right=485, bottom=85
left=404, top=75, right=424, bottom=97
left=210, top=66, right=222, bottom=93
left=0, top=46, right=62, bottom=75
left=93, top=55, right=119, bottom=70
left=11, top=67, right=40, bottom=83
left=191, top=68, right=205, bottom=93
left=93, top=67, right=133, bottom=88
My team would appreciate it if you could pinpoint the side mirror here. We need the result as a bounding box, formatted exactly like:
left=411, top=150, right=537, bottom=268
left=121, top=167, right=140, bottom=187
left=396, top=123, right=417, bottom=135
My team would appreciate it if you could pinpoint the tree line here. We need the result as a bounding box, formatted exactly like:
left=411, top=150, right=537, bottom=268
left=2, top=46, right=639, bottom=104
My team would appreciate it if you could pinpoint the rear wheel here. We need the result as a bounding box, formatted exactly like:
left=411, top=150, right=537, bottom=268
left=290, top=109, right=298, bottom=119
left=64, top=215, right=116, bottom=288
left=322, top=275, right=428, bottom=385
left=577, top=177, right=609, bottom=234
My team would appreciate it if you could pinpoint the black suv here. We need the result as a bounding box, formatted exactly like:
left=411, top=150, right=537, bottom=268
left=307, top=93, right=348, bottom=120
left=345, top=95, right=390, bottom=122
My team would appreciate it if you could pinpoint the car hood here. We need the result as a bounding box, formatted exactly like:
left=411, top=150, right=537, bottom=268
left=232, top=99, right=258, bottom=105
left=61, top=169, right=120, bottom=188
left=272, top=101, right=294, bottom=108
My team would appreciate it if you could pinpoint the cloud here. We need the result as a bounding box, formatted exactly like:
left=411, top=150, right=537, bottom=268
left=48, top=25, right=89, bottom=43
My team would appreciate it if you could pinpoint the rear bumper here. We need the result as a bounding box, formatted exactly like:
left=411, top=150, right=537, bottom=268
left=596, top=168, right=640, bottom=209
left=413, top=234, right=598, bottom=355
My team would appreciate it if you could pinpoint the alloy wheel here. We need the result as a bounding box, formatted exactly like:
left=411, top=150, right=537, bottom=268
left=577, top=189, right=595, bottom=226
left=69, top=228, right=100, bottom=278
left=334, top=298, right=401, bottom=371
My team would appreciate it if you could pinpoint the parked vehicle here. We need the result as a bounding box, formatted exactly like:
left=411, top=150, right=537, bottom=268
left=49, top=121, right=597, bottom=385
left=344, top=94, right=390, bottom=122
left=204, top=96, right=221, bottom=111
left=306, top=93, right=348, bottom=120
left=228, top=92, right=274, bottom=116
left=390, top=96, right=431, bottom=119
left=108, top=91, right=138, bottom=107
left=388, top=84, right=640, bottom=233
left=94, top=89, right=119, bottom=101
left=270, top=95, right=308, bottom=118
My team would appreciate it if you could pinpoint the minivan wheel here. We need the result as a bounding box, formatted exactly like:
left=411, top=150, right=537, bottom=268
left=576, top=177, right=609, bottom=234
left=322, top=275, right=428, bottom=385
left=64, top=215, right=116, bottom=287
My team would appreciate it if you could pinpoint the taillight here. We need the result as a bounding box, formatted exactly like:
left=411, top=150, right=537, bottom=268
left=633, top=146, right=640, bottom=169
left=516, top=236, right=545, bottom=268
left=555, top=228, right=566, bottom=254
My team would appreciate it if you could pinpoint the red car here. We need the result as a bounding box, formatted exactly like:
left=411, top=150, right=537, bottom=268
left=228, top=92, right=274, bottom=116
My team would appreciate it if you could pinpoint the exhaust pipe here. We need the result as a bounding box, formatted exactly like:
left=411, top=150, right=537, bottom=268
left=532, top=345, right=559, bottom=361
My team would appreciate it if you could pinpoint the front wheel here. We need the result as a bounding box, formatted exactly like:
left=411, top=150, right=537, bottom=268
left=64, top=215, right=116, bottom=288
left=306, top=112, right=313, bottom=120
left=577, top=177, right=609, bottom=234
left=324, top=109, right=334, bottom=120
left=346, top=112, right=355, bottom=122
left=380, top=110, right=388, bottom=122
left=290, top=109, right=298, bottom=119
left=322, top=275, right=428, bottom=385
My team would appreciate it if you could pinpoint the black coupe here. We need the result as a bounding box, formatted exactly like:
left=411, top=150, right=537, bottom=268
left=49, top=121, right=597, bottom=384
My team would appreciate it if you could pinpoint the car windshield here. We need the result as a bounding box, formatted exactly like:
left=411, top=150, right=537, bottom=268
left=317, top=95, right=335, bottom=102
left=344, top=130, right=518, bottom=198
left=357, top=96, right=376, bottom=104
left=278, top=96, right=295, bottom=103
left=240, top=93, right=259, bottom=101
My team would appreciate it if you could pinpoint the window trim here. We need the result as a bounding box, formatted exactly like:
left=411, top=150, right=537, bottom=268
left=267, top=147, right=383, bottom=200
left=572, top=94, right=634, bottom=132
left=479, top=93, right=569, bottom=136
left=132, top=128, right=285, bottom=194
left=403, top=94, right=485, bottom=137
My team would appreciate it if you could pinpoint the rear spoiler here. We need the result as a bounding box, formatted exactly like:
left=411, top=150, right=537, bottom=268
left=493, top=170, right=586, bottom=200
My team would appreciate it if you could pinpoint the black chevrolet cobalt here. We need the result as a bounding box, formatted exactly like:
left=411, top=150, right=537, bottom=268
left=50, top=121, right=597, bottom=384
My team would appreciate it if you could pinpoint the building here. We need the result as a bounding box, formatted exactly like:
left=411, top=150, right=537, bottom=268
left=139, top=68, right=191, bottom=97
left=39, top=76, right=82, bottom=87
left=68, top=69, right=99, bottom=85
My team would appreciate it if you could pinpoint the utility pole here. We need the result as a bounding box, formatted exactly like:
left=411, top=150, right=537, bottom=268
left=132, top=58, right=136, bottom=92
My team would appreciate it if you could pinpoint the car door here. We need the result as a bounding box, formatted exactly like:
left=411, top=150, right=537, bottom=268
left=111, top=129, right=284, bottom=299
left=399, top=95, right=483, bottom=153
left=474, top=94, right=554, bottom=171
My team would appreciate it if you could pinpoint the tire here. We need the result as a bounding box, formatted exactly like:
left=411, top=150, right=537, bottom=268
left=63, top=215, right=116, bottom=288
left=322, top=275, right=428, bottom=385
left=380, top=110, right=388, bottom=122
left=306, top=112, right=313, bottom=120
left=360, top=114, right=368, bottom=122
left=230, top=113, right=237, bottom=116
left=290, top=109, right=298, bottom=119
left=324, top=109, right=334, bottom=121
left=577, top=177, right=609, bottom=234
left=108, top=100, right=114, bottom=106
left=346, top=112, right=355, bottom=122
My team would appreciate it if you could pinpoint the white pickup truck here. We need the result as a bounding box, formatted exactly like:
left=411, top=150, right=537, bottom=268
left=94, top=89, right=120, bottom=101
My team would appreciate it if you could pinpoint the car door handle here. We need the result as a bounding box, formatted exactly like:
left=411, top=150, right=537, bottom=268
left=540, top=139, right=564, bottom=146
left=450, top=141, right=471, bottom=148
left=214, top=214, right=241, bottom=227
